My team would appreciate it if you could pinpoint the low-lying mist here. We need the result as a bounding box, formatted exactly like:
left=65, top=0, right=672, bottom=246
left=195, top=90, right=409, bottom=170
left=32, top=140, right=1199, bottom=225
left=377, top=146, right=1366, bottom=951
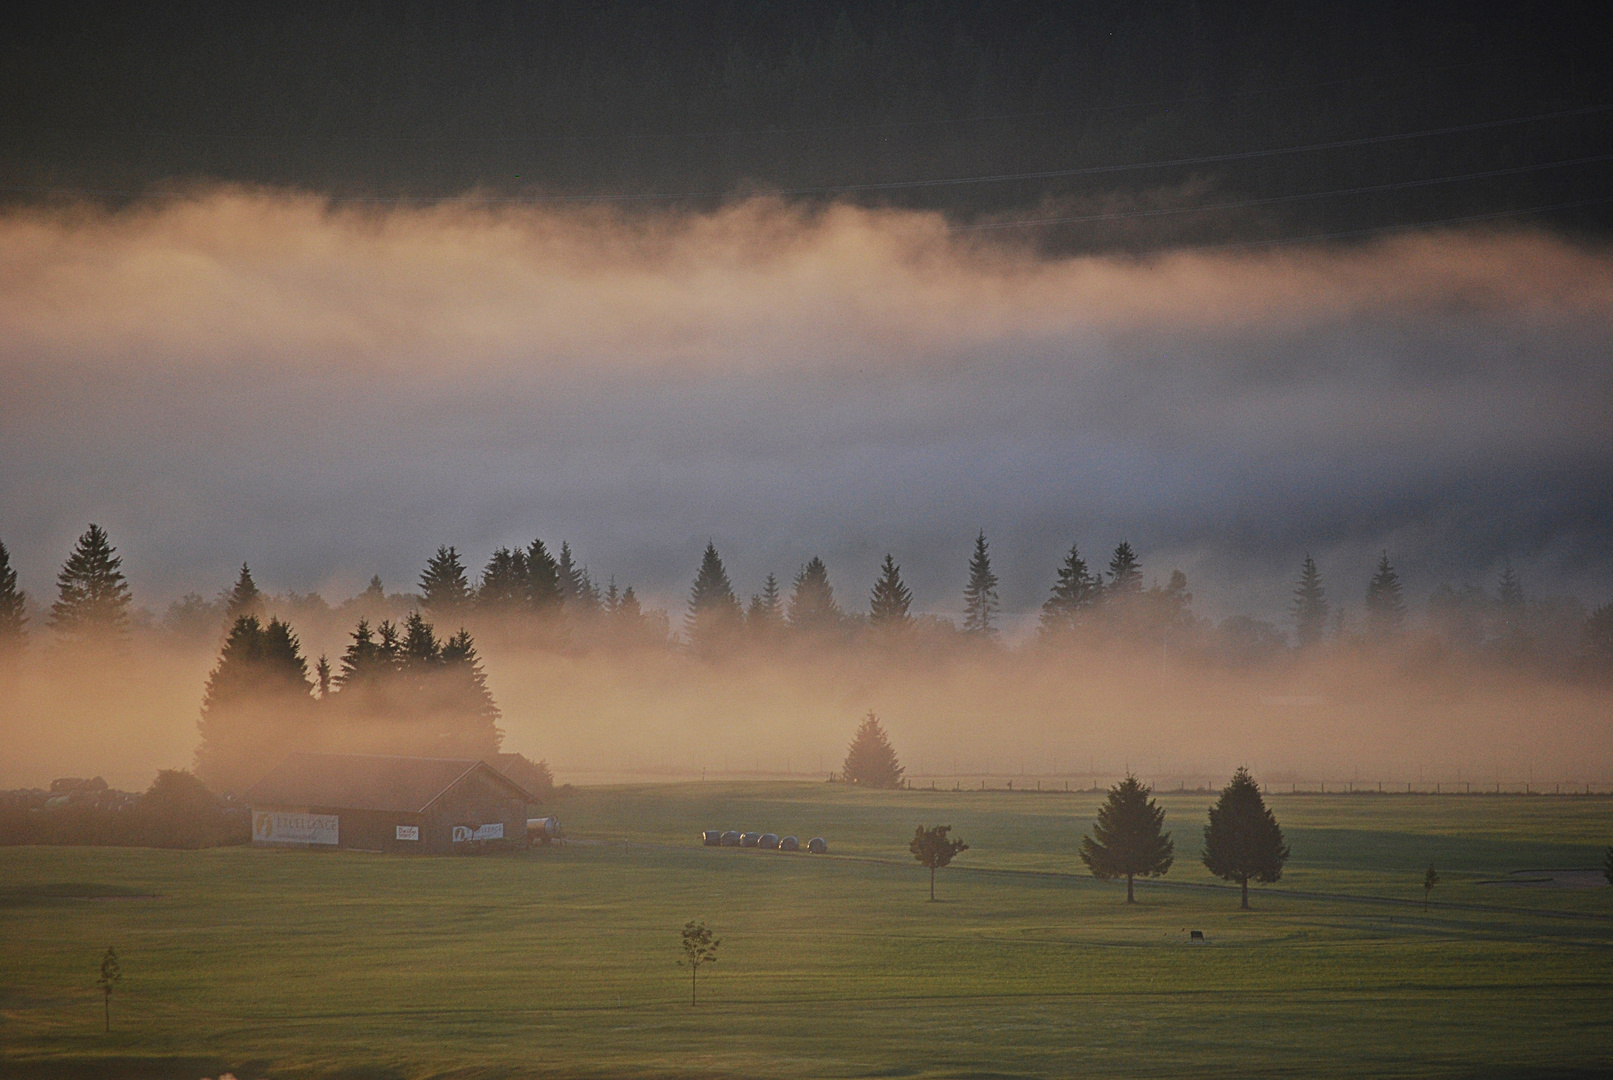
left=3, top=622, right=1608, bottom=794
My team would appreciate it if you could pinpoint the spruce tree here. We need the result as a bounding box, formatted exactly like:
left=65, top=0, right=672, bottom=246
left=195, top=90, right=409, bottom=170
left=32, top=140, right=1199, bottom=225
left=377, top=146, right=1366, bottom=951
left=556, top=542, right=587, bottom=607
left=1080, top=776, right=1174, bottom=902
left=747, top=573, right=784, bottom=638
left=439, top=628, right=503, bottom=754
left=616, top=585, right=643, bottom=621
left=1107, top=541, right=1143, bottom=597
left=223, top=563, right=262, bottom=620
left=49, top=524, right=133, bottom=642
left=1364, top=551, right=1407, bottom=641
left=334, top=618, right=394, bottom=696
left=869, top=554, right=913, bottom=629
left=788, top=556, right=842, bottom=634
left=1292, top=554, right=1328, bottom=649
left=419, top=546, right=472, bottom=616
left=686, top=542, right=741, bottom=651
left=1494, top=561, right=1527, bottom=646
left=477, top=547, right=528, bottom=611
left=525, top=539, right=563, bottom=613
left=1041, top=542, right=1098, bottom=633
left=1202, top=767, right=1289, bottom=909
left=195, top=614, right=314, bottom=789
left=841, top=711, right=904, bottom=788
left=0, top=539, right=27, bottom=648
left=961, top=531, right=999, bottom=637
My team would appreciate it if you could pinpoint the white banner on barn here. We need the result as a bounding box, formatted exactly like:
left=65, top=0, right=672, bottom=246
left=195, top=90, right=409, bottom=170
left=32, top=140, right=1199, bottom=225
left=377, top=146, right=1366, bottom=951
left=452, top=823, right=505, bottom=842
left=252, top=810, right=339, bottom=845
left=395, top=825, right=419, bottom=841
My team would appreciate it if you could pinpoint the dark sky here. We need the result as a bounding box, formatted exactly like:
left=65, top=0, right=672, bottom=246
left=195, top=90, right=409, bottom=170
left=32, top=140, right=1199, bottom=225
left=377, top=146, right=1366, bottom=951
left=1, top=3, right=1611, bottom=629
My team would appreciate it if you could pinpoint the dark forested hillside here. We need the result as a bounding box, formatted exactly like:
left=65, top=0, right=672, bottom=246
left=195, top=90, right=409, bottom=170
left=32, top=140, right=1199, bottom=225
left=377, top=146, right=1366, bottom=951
left=3, top=2, right=1610, bottom=247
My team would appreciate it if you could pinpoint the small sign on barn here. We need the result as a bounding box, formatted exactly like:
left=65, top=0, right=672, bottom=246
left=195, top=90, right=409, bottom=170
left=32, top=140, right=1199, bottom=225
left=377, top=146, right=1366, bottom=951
left=244, top=753, right=534, bottom=854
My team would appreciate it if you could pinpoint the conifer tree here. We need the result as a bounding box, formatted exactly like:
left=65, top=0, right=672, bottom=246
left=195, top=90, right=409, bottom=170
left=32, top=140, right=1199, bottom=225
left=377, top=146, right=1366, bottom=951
left=788, top=556, right=842, bottom=634
left=315, top=653, right=332, bottom=697
left=1364, top=551, right=1407, bottom=641
left=1079, top=776, right=1174, bottom=903
left=841, top=711, right=904, bottom=788
left=0, top=539, right=27, bottom=648
left=686, top=542, right=741, bottom=651
left=477, top=547, right=528, bottom=611
left=49, top=524, right=133, bottom=641
left=439, top=628, right=503, bottom=754
left=419, top=546, right=472, bottom=616
left=869, top=554, right=913, bottom=629
left=1041, top=542, right=1098, bottom=632
left=1202, top=767, right=1289, bottom=909
left=334, top=618, right=394, bottom=695
left=526, top=539, right=563, bottom=613
left=223, top=563, right=262, bottom=620
left=1494, top=561, right=1527, bottom=645
left=961, top=531, right=999, bottom=637
left=616, top=585, right=643, bottom=621
left=747, top=573, right=785, bottom=638
left=1107, top=541, right=1143, bottom=597
left=195, top=614, right=314, bottom=789
left=1292, top=554, right=1328, bottom=649
left=556, top=542, right=587, bottom=607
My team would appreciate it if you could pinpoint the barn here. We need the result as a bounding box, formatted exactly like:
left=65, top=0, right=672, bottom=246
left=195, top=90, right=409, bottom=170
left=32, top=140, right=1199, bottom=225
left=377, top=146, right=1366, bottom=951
left=243, top=753, right=534, bottom=854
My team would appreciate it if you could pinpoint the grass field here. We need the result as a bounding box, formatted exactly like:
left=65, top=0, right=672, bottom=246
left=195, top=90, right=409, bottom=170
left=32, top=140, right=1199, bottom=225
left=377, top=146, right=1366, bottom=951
left=3, top=784, right=1611, bottom=1079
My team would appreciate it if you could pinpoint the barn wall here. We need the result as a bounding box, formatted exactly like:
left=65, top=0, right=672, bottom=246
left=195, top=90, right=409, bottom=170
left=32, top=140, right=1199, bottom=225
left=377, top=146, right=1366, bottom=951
left=425, top=771, right=528, bottom=855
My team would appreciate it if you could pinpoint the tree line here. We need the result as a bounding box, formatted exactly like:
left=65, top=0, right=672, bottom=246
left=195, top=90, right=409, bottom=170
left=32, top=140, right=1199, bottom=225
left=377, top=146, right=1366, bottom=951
left=3, top=526, right=1611, bottom=680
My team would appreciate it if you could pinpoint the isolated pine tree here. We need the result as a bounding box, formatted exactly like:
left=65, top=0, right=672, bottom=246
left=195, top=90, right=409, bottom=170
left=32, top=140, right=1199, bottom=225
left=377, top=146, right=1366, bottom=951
left=1107, top=541, right=1143, bottom=597
left=1364, top=551, right=1406, bottom=641
left=1493, top=561, right=1528, bottom=648
left=841, top=711, right=904, bottom=788
left=961, top=531, right=999, bottom=637
left=1041, top=542, right=1098, bottom=632
left=0, top=539, right=27, bottom=647
left=49, top=524, right=133, bottom=641
left=686, top=542, right=741, bottom=650
left=869, top=554, right=914, bottom=628
left=1202, top=767, right=1289, bottom=909
left=223, top=563, right=262, bottom=620
left=1080, top=776, right=1174, bottom=903
left=1292, top=554, right=1328, bottom=649
left=419, top=546, right=472, bottom=616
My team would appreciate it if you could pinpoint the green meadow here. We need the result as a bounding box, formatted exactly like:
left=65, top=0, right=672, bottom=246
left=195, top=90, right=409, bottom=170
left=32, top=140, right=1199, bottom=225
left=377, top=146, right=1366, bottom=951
left=2, top=784, right=1611, bottom=1079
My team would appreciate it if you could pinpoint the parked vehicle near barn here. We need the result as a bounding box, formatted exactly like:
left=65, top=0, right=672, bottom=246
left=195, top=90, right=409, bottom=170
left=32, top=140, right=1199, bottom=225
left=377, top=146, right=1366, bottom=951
left=527, top=816, right=562, bottom=845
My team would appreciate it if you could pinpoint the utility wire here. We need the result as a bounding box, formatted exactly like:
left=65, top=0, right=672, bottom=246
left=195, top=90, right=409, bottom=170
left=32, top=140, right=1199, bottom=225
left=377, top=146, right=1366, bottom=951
left=960, top=152, right=1613, bottom=230
left=7, top=103, right=1609, bottom=206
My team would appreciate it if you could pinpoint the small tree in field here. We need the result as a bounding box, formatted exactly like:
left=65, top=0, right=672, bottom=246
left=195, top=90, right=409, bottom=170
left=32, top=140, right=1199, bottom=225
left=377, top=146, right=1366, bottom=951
left=842, top=712, right=904, bottom=788
left=1423, top=864, right=1440, bottom=910
left=1080, top=776, right=1174, bottom=903
left=910, top=825, right=968, bottom=901
left=679, top=921, right=720, bottom=1005
left=1202, top=767, right=1289, bottom=909
left=98, top=947, right=122, bottom=1032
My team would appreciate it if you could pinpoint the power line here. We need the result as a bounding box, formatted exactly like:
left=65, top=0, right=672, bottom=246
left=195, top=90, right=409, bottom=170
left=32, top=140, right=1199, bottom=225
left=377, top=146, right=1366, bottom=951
left=7, top=104, right=1608, bottom=207
left=960, top=153, right=1613, bottom=231
left=5, top=54, right=1556, bottom=146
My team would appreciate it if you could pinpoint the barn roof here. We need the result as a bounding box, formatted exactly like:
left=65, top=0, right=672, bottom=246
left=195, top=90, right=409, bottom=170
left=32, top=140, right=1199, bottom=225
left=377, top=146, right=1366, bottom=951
left=243, top=753, right=533, bottom=813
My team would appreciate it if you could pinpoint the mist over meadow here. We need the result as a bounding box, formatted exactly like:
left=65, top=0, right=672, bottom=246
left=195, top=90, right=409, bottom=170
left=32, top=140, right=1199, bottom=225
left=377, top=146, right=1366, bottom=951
left=2, top=190, right=1611, bottom=791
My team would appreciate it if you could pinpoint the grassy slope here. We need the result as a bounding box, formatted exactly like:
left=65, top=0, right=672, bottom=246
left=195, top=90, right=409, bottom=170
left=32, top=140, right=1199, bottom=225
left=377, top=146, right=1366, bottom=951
left=1, top=785, right=1610, bottom=1079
